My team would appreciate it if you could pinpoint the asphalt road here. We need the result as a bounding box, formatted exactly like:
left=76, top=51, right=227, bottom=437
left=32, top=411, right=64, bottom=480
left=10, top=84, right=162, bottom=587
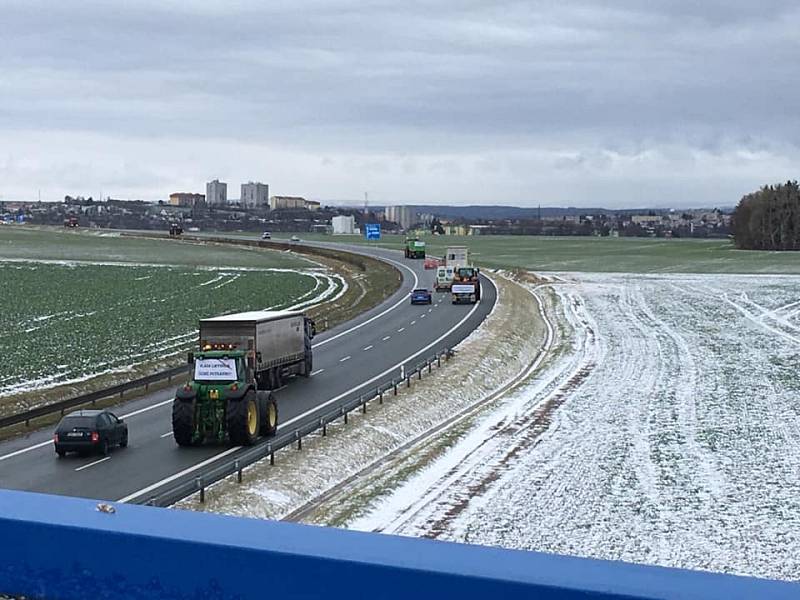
left=0, top=239, right=495, bottom=503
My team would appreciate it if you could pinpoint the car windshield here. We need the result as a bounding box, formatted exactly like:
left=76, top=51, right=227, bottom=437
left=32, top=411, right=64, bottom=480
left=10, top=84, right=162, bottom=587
left=60, top=416, right=95, bottom=429
left=413, top=289, right=428, bottom=293
left=194, top=357, right=238, bottom=381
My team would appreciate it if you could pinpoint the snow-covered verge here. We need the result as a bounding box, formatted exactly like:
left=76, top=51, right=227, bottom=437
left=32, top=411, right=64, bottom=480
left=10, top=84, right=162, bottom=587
left=347, top=273, right=800, bottom=582
left=177, top=273, right=548, bottom=520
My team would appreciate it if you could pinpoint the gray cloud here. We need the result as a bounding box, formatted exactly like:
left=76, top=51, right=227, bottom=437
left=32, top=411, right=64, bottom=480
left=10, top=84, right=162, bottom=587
left=0, top=0, right=798, bottom=206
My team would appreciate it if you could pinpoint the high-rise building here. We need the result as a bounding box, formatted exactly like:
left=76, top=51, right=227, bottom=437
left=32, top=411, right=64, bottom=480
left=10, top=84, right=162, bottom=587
left=385, top=205, right=416, bottom=230
left=241, top=182, right=269, bottom=209
left=206, top=179, right=227, bottom=206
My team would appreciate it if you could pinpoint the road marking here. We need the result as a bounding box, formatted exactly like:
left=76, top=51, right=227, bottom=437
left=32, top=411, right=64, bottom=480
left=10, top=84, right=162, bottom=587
left=75, top=456, right=111, bottom=472
left=428, top=308, right=433, bottom=313
left=382, top=335, right=391, bottom=341
left=310, top=369, right=325, bottom=376
left=397, top=327, right=405, bottom=333
left=119, top=289, right=486, bottom=505
left=339, top=356, right=351, bottom=362
left=421, top=314, right=426, bottom=319
left=118, top=446, right=242, bottom=503
left=363, top=345, right=373, bottom=351
left=312, top=256, right=419, bottom=349
left=160, top=431, right=173, bottom=438
left=411, top=320, right=416, bottom=325
left=0, top=398, right=175, bottom=462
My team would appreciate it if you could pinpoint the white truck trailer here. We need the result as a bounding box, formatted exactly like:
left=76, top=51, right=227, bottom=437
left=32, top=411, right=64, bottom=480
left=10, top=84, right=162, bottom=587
left=199, top=310, right=315, bottom=389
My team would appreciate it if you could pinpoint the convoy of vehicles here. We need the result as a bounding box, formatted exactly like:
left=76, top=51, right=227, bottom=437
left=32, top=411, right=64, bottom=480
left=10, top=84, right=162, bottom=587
left=404, top=236, right=426, bottom=259
left=172, top=310, right=315, bottom=446
left=47, top=240, right=484, bottom=460
left=410, top=288, right=433, bottom=305
left=53, top=410, right=128, bottom=457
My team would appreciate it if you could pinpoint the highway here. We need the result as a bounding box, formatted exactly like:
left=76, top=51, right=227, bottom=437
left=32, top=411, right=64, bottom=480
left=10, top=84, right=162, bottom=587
left=0, top=239, right=495, bottom=504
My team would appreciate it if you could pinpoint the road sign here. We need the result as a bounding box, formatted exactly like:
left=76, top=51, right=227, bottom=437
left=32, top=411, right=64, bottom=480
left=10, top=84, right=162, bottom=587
left=365, top=223, right=381, bottom=240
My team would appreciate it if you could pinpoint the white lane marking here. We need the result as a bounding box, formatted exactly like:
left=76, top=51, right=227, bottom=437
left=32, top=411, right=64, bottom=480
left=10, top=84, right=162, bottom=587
left=428, top=308, right=433, bottom=313
left=0, top=440, right=52, bottom=461
left=0, top=398, right=175, bottom=462
left=363, top=345, right=373, bottom=351
left=382, top=335, right=391, bottom=341
left=421, top=314, right=427, bottom=319
left=411, top=321, right=416, bottom=325
left=120, top=292, right=486, bottom=505
left=160, top=431, right=173, bottom=438
left=118, top=446, right=242, bottom=503
left=75, top=456, right=111, bottom=472
left=279, top=297, right=484, bottom=431
left=339, top=356, right=351, bottom=362
left=397, top=328, right=405, bottom=333
left=310, top=369, right=325, bottom=376
left=312, top=256, right=419, bottom=348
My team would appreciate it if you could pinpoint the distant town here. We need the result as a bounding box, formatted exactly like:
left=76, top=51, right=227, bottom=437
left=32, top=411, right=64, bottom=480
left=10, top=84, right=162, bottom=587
left=0, top=178, right=732, bottom=238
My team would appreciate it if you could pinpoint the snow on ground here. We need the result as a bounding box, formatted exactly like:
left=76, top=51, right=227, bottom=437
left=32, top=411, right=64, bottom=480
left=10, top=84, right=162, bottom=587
left=345, top=273, right=800, bottom=582
left=177, top=273, right=547, bottom=520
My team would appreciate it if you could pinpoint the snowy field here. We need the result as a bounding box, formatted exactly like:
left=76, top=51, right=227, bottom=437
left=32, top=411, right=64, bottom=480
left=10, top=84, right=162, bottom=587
left=349, top=273, right=800, bottom=581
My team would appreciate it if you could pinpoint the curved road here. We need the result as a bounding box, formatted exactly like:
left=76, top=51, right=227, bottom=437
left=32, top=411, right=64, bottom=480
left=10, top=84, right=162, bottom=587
left=0, top=239, right=495, bottom=503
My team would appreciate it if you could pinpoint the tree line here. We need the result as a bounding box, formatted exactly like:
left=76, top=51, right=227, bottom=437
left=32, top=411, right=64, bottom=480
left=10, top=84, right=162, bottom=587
left=733, top=181, right=800, bottom=250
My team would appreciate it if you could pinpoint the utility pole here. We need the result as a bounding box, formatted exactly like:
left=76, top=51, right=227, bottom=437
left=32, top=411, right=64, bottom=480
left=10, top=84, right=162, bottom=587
left=364, top=192, right=369, bottom=216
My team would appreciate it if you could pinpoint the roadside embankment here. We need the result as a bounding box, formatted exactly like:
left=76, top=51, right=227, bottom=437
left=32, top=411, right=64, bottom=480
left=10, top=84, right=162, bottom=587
left=178, top=272, right=548, bottom=523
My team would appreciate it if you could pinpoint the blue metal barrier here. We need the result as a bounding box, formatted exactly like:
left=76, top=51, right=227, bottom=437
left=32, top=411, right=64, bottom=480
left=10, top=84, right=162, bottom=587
left=0, top=489, right=797, bottom=599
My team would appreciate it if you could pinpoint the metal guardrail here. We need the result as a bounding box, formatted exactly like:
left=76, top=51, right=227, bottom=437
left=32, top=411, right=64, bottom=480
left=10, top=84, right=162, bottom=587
left=136, top=348, right=456, bottom=507
left=0, top=365, right=190, bottom=430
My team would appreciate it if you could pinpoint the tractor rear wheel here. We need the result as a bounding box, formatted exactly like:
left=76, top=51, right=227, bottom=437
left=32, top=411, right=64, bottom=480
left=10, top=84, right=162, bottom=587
left=227, top=390, right=259, bottom=446
left=172, top=398, right=196, bottom=447
left=258, top=392, right=279, bottom=437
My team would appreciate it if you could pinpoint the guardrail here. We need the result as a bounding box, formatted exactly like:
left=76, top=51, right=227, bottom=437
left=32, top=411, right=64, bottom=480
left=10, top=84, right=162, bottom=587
left=0, top=365, right=190, bottom=430
left=134, top=348, right=455, bottom=507
left=1, top=488, right=797, bottom=600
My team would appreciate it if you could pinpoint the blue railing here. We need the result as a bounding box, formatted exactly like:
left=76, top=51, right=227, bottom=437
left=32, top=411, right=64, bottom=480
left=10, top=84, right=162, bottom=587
left=1, top=489, right=797, bottom=599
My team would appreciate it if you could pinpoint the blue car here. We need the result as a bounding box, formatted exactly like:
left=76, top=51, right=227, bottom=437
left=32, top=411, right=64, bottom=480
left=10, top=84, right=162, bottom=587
left=410, top=288, right=432, bottom=305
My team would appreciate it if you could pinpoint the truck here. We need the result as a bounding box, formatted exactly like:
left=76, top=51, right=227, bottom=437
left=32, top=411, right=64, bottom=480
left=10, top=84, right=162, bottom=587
left=436, top=246, right=470, bottom=292
left=451, top=266, right=481, bottom=304
left=172, top=310, right=315, bottom=446
left=404, top=236, right=426, bottom=259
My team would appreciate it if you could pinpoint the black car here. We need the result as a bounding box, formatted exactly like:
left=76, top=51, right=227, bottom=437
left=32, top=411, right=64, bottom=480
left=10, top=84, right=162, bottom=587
left=54, top=410, right=128, bottom=457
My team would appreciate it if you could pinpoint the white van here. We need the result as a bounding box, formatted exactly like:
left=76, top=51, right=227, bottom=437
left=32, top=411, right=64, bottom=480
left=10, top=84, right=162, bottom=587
left=435, top=265, right=455, bottom=292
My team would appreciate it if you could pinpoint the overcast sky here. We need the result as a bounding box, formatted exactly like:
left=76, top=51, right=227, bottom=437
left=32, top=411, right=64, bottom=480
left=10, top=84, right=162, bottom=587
left=1, top=1, right=798, bottom=207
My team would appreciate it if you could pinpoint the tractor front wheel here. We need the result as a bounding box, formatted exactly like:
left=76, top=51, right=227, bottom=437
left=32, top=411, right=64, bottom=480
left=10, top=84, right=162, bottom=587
left=258, top=391, right=279, bottom=437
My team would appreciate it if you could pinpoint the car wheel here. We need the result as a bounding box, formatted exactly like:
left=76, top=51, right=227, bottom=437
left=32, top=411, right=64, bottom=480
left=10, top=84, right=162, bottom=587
left=56, top=448, right=66, bottom=458
left=120, top=433, right=128, bottom=448
left=100, top=439, right=109, bottom=456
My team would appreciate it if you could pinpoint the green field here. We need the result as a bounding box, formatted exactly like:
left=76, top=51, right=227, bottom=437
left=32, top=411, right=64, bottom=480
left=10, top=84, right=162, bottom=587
left=0, top=227, right=320, bottom=399
left=290, top=233, right=800, bottom=274
left=0, top=227, right=309, bottom=268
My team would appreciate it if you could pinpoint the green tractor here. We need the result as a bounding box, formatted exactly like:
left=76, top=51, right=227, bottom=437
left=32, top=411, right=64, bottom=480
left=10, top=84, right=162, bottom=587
left=172, top=350, right=278, bottom=446
left=404, top=236, right=426, bottom=259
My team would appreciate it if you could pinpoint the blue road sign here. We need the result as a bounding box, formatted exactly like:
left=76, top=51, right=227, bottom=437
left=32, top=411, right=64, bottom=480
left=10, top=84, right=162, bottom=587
left=365, top=223, right=381, bottom=240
